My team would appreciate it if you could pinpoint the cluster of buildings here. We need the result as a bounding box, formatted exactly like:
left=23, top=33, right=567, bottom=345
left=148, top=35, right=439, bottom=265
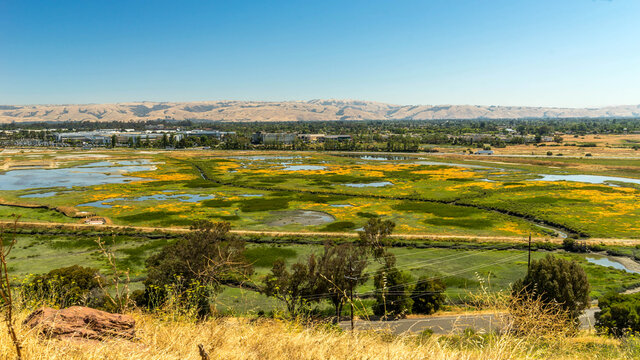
left=455, top=133, right=555, bottom=143
left=250, top=132, right=352, bottom=145
left=53, top=129, right=235, bottom=145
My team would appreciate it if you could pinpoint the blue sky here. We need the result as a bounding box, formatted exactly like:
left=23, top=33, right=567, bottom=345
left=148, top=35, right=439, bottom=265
left=1, top=0, right=639, bottom=107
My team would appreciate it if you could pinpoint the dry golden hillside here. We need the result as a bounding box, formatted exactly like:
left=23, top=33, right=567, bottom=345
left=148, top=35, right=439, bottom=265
left=0, top=310, right=638, bottom=360
left=2, top=100, right=640, bottom=123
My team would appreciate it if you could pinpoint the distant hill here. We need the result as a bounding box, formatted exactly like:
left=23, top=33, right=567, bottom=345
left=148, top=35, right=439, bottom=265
left=1, top=100, right=640, bottom=123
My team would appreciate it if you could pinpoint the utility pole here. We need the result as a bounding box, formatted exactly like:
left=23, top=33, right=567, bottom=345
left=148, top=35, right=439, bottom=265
left=345, top=273, right=357, bottom=331
left=527, top=233, right=532, bottom=273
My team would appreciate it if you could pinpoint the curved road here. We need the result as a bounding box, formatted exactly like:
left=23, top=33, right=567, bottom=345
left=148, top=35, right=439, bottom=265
left=338, top=308, right=599, bottom=334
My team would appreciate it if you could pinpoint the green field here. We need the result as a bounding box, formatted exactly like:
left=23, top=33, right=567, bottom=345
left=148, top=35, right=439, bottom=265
left=2, top=148, right=640, bottom=314
left=4, top=228, right=640, bottom=314
left=3, top=149, right=640, bottom=238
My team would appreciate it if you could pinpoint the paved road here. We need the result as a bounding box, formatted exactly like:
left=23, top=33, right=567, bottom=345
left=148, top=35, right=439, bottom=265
left=339, top=308, right=599, bottom=334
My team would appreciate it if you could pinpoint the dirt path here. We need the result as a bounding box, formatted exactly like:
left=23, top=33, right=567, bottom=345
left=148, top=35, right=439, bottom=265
left=2, top=220, right=639, bottom=246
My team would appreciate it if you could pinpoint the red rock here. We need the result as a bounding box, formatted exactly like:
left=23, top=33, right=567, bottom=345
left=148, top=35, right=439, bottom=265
left=24, top=306, right=135, bottom=340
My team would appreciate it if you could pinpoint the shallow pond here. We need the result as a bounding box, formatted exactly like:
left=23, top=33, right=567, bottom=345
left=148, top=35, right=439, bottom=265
left=0, top=161, right=154, bottom=191
left=227, top=155, right=301, bottom=161
left=344, top=181, right=394, bottom=188
left=359, top=155, right=418, bottom=161
left=535, top=174, right=640, bottom=186
left=20, top=191, right=59, bottom=198
left=282, top=165, right=327, bottom=171
left=416, top=161, right=493, bottom=169
left=330, top=204, right=353, bottom=207
left=266, top=210, right=335, bottom=226
left=77, top=193, right=214, bottom=208
left=586, top=257, right=640, bottom=274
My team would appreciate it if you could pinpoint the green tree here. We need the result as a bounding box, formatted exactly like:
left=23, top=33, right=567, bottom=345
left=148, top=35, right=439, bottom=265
left=142, top=221, right=252, bottom=317
left=411, top=277, right=446, bottom=315
left=373, top=255, right=413, bottom=318
left=263, top=257, right=317, bottom=317
left=512, top=255, right=589, bottom=319
left=358, top=218, right=395, bottom=260
left=314, top=242, right=369, bottom=320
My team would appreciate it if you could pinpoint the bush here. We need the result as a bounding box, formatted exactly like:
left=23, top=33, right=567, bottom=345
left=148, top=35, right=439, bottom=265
left=411, top=277, right=446, bottom=314
left=562, top=238, right=587, bottom=253
left=512, top=255, right=590, bottom=319
left=21, top=265, right=105, bottom=308
left=596, top=292, right=640, bottom=336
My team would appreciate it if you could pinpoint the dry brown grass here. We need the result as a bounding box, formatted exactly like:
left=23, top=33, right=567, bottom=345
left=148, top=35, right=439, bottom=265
left=0, top=309, right=637, bottom=360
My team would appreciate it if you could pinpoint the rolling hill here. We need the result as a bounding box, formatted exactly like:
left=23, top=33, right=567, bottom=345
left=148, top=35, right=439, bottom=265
left=1, top=100, right=640, bottom=123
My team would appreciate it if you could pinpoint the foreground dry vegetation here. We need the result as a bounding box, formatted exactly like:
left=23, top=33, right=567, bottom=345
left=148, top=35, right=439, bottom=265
left=0, top=310, right=637, bottom=360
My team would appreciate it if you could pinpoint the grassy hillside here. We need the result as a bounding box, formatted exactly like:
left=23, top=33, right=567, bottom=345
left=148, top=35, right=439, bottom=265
left=1, top=310, right=638, bottom=359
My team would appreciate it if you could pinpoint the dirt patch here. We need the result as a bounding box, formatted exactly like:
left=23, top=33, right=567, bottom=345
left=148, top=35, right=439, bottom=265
left=266, top=210, right=335, bottom=227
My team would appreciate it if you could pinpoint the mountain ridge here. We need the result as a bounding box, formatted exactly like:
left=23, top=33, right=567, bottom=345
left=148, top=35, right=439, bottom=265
left=1, top=100, right=639, bottom=123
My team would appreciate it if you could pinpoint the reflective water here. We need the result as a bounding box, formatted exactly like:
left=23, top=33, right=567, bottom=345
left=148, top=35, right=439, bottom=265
left=228, top=155, right=301, bottom=161
left=282, top=165, right=327, bottom=171
left=586, top=257, right=640, bottom=274
left=267, top=210, right=335, bottom=226
left=330, top=204, right=353, bottom=207
left=416, top=161, right=492, bottom=169
left=361, top=155, right=416, bottom=161
left=344, top=181, right=394, bottom=188
left=0, top=162, right=154, bottom=191
left=20, top=191, right=59, bottom=198
left=535, top=174, right=640, bottom=186
left=77, top=193, right=214, bottom=208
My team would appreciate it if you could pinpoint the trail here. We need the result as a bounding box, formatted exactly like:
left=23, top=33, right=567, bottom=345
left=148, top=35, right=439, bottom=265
left=1, top=220, right=639, bottom=246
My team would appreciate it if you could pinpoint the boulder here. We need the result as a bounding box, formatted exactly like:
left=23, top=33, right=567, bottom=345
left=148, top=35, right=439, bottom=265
left=24, top=306, right=135, bottom=340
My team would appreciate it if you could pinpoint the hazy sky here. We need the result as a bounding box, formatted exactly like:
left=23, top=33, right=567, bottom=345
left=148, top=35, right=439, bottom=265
left=1, top=0, right=639, bottom=107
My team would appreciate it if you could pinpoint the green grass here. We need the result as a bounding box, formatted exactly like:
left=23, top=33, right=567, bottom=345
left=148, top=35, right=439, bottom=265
left=244, top=246, right=298, bottom=268
left=392, top=201, right=483, bottom=217
left=321, top=221, right=357, bottom=231
left=424, top=218, right=494, bottom=230
left=238, top=197, right=291, bottom=212
left=4, top=227, right=640, bottom=314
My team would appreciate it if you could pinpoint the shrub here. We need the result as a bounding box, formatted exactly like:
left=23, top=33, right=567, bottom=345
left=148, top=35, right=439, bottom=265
left=512, top=255, right=590, bottom=319
left=411, top=277, right=446, bottom=314
left=596, top=292, right=640, bottom=336
left=21, top=265, right=105, bottom=308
